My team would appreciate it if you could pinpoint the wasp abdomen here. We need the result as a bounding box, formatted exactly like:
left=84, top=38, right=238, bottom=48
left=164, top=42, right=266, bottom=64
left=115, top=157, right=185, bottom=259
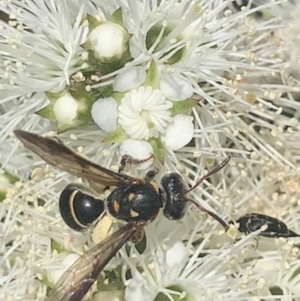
left=236, top=213, right=300, bottom=238
left=107, top=183, right=162, bottom=222
left=59, top=184, right=105, bottom=231
left=161, top=173, right=186, bottom=220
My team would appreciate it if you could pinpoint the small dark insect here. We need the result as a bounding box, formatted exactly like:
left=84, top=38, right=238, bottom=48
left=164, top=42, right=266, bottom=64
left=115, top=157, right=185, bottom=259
left=14, top=130, right=231, bottom=301
left=231, top=0, right=263, bottom=18
left=232, top=0, right=257, bottom=11
left=235, top=212, right=300, bottom=238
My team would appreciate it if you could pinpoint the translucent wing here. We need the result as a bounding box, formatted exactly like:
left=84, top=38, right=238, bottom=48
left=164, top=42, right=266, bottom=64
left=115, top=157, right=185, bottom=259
left=14, top=130, right=140, bottom=187
left=46, top=223, right=141, bottom=301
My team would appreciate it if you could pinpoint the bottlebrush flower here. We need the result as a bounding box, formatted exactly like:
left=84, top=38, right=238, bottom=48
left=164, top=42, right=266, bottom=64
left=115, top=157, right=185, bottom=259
left=1, top=1, right=300, bottom=301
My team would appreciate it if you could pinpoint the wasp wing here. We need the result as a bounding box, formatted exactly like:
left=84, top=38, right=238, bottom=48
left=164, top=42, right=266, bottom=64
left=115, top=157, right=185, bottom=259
left=14, top=130, right=140, bottom=187
left=46, top=223, right=140, bottom=301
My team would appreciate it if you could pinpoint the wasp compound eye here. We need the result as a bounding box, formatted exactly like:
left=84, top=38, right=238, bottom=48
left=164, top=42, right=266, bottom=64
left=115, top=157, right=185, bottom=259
left=161, top=173, right=186, bottom=220
left=59, top=184, right=105, bottom=231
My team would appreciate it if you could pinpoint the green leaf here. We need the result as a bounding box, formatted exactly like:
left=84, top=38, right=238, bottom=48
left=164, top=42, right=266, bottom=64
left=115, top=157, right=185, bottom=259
left=1, top=167, right=19, bottom=184
left=51, top=240, right=66, bottom=254
left=269, top=286, right=283, bottom=295
left=37, top=198, right=46, bottom=207
left=166, top=47, right=185, bottom=65
left=99, top=51, right=131, bottom=73
left=144, top=61, right=160, bottom=89
left=81, top=39, right=93, bottom=51
left=35, top=104, right=56, bottom=121
left=111, top=91, right=126, bottom=103
left=145, top=24, right=184, bottom=65
left=99, top=85, right=114, bottom=98
left=87, top=14, right=101, bottom=32
left=57, top=123, right=74, bottom=134
left=154, top=285, right=187, bottom=301
left=135, top=234, right=147, bottom=254
left=146, top=25, right=171, bottom=51
left=45, top=90, right=66, bottom=103
left=0, top=190, right=6, bottom=202
left=39, top=277, right=54, bottom=292
left=110, top=8, right=124, bottom=26
left=148, top=137, right=164, bottom=162
left=170, top=98, right=199, bottom=116
left=102, top=127, right=128, bottom=144
left=288, top=266, right=300, bottom=283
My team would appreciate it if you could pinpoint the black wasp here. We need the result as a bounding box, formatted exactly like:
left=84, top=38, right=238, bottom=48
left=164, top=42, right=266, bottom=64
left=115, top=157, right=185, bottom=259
left=235, top=212, right=300, bottom=238
left=14, top=130, right=231, bottom=301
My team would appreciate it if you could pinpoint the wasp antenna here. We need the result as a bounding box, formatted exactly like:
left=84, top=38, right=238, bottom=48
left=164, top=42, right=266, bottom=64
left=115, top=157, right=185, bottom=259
left=187, top=198, right=229, bottom=231
left=185, top=156, right=231, bottom=194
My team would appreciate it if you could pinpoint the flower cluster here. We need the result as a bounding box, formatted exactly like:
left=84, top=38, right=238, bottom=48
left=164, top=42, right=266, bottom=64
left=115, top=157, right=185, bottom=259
left=1, top=0, right=300, bottom=301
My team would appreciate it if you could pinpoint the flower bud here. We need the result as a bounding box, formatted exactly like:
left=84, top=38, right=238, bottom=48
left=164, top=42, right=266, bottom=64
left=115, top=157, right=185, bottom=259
left=88, top=21, right=130, bottom=62
left=162, top=114, right=194, bottom=150
left=92, top=97, right=118, bottom=133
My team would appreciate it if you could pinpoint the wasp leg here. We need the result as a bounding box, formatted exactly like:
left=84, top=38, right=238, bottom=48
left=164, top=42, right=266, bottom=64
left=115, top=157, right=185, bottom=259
left=145, top=167, right=159, bottom=182
left=118, top=154, right=154, bottom=174
left=187, top=198, right=229, bottom=231
left=132, top=227, right=145, bottom=244
left=185, top=156, right=231, bottom=193
left=252, top=237, right=259, bottom=250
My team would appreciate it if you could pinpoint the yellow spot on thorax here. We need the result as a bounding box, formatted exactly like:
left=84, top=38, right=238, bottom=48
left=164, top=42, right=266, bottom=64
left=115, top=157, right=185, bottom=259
left=130, top=209, right=139, bottom=218
left=128, top=193, right=136, bottom=202
left=113, top=200, right=120, bottom=213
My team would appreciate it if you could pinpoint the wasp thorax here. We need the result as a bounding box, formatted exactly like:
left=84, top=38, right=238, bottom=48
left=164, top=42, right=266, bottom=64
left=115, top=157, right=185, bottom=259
left=107, top=183, right=163, bottom=222
left=161, top=173, right=186, bottom=220
left=59, top=184, right=105, bottom=231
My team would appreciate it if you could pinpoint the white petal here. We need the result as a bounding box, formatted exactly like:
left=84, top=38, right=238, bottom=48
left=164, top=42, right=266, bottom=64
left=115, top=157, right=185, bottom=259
left=125, top=279, right=147, bottom=301
left=160, top=73, right=194, bottom=101
left=91, top=98, right=118, bottom=133
left=162, top=114, right=194, bottom=150
left=47, top=253, right=80, bottom=285
left=53, top=93, right=78, bottom=124
left=119, top=139, right=153, bottom=170
left=166, top=241, right=186, bottom=267
left=88, top=21, right=128, bottom=60
left=113, top=66, right=146, bottom=92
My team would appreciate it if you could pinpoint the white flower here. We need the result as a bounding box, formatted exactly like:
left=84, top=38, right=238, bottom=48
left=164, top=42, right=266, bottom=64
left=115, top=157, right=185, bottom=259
left=88, top=21, right=129, bottom=61
left=0, top=1, right=87, bottom=96
left=123, top=222, right=259, bottom=301
left=92, top=97, right=118, bottom=132
left=2, top=1, right=300, bottom=301
left=118, top=86, right=173, bottom=140
left=53, top=93, right=79, bottom=125
left=113, top=66, right=147, bottom=92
